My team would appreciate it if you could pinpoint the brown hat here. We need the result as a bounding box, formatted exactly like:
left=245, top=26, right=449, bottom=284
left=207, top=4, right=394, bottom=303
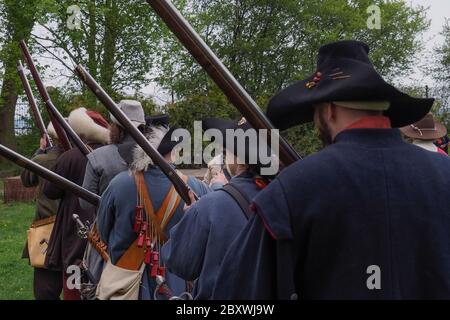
left=400, top=113, right=447, bottom=141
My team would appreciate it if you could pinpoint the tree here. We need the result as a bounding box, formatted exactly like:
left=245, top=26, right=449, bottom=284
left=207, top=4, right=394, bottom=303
left=157, top=0, right=429, bottom=155
left=431, top=19, right=450, bottom=125
left=0, top=0, right=49, bottom=167
left=32, top=0, right=162, bottom=107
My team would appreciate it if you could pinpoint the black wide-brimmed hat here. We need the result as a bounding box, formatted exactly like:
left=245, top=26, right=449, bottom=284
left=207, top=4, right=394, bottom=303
left=157, top=126, right=184, bottom=156
left=145, top=114, right=170, bottom=129
left=202, top=117, right=272, bottom=172
left=267, top=40, right=434, bottom=130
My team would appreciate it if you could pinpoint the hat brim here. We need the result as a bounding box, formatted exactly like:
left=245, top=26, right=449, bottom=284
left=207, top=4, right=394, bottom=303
left=202, top=118, right=271, bottom=166
left=267, top=58, right=434, bottom=130
left=157, top=126, right=184, bottom=156
left=110, top=114, right=144, bottom=128
left=400, top=121, right=447, bottom=140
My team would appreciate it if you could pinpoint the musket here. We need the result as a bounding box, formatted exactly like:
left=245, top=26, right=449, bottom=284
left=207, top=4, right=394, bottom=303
left=17, top=60, right=53, bottom=148
left=0, top=143, right=100, bottom=206
left=74, top=64, right=194, bottom=205
left=145, top=0, right=301, bottom=168
left=19, top=40, right=91, bottom=156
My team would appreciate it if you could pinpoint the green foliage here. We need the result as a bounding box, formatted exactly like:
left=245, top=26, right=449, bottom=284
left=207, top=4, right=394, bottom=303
left=157, top=0, right=429, bottom=99
left=0, top=0, right=434, bottom=160
left=155, top=0, right=429, bottom=155
left=431, top=19, right=450, bottom=122
left=34, top=0, right=162, bottom=98
left=0, top=202, right=35, bottom=300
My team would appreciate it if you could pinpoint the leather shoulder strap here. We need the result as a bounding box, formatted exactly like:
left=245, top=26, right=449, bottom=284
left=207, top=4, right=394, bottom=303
left=116, top=171, right=187, bottom=270
left=221, top=184, right=252, bottom=220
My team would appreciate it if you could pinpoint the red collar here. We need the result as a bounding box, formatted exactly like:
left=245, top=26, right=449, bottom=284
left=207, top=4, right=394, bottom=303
left=345, top=116, right=392, bottom=130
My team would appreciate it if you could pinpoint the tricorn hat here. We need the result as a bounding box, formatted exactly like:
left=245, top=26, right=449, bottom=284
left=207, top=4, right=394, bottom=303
left=145, top=114, right=170, bottom=130
left=267, top=40, right=434, bottom=130
left=400, top=113, right=447, bottom=141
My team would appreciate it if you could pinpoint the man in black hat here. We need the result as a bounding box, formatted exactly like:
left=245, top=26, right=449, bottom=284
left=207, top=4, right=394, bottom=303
left=212, top=40, right=450, bottom=299
left=161, top=117, right=272, bottom=300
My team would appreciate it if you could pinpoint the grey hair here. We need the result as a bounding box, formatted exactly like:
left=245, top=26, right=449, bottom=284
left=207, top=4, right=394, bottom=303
left=129, top=125, right=169, bottom=172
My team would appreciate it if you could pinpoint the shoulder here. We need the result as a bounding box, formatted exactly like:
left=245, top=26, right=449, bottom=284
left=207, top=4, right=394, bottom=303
left=276, top=146, right=340, bottom=188
left=189, top=187, right=240, bottom=220
left=102, top=171, right=134, bottom=199
left=109, top=170, right=133, bottom=188
left=87, top=144, right=117, bottom=162
left=186, top=176, right=211, bottom=195
left=31, top=153, right=51, bottom=165
left=407, top=143, right=450, bottom=172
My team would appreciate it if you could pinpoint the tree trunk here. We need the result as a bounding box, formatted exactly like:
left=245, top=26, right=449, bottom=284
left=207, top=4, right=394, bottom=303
left=0, top=0, right=37, bottom=167
left=85, top=0, right=99, bottom=108
left=0, top=59, right=19, bottom=151
left=100, top=0, right=118, bottom=95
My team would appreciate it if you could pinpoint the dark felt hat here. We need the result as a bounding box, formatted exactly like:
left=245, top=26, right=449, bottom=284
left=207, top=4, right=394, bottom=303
left=267, top=40, right=434, bottom=130
left=145, top=114, right=170, bottom=128
left=157, top=126, right=184, bottom=156
left=202, top=117, right=271, bottom=168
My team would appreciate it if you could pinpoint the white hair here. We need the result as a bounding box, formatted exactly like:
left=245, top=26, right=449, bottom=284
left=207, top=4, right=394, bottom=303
left=129, top=125, right=169, bottom=172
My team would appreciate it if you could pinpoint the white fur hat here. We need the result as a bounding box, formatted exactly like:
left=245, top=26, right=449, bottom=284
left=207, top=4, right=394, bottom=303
left=68, top=107, right=110, bottom=145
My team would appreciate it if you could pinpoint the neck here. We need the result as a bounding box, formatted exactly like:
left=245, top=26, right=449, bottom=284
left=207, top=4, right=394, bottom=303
left=233, top=165, right=248, bottom=177
left=333, top=115, right=391, bottom=141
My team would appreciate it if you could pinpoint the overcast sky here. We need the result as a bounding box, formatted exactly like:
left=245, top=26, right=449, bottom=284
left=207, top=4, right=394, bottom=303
left=37, top=0, right=450, bottom=103
left=402, top=0, right=450, bottom=88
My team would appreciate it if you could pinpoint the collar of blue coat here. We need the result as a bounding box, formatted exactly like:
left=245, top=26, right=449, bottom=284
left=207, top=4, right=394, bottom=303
left=334, top=128, right=403, bottom=147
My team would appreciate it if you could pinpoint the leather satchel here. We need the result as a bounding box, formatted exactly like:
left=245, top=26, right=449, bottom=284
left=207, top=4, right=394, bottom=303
left=27, top=215, right=56, bottom=268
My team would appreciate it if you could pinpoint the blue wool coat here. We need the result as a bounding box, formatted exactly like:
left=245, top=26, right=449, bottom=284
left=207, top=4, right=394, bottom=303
left=97, top=167, right=211, bottom=299
left=213, top=128, right=450, bottom=300
left=161, top=173, right=260, bottom=299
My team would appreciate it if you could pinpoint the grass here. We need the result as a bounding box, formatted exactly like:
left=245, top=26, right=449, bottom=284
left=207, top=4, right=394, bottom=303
left=0, top=202, right=35, bottom=300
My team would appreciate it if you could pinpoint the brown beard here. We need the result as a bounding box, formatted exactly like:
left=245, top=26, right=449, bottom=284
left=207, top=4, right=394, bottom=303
left=318, top=109, right=333, bottom=147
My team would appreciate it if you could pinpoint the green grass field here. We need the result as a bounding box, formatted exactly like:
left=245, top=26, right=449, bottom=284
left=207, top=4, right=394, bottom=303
left=0, top=202, right=34, bottom=300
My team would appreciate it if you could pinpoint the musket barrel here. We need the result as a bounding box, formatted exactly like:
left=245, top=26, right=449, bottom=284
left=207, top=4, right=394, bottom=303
left=146, top=0, right=301, bottom=167
left=17, top=60, right=53, bottom=147
left=0, top=144, right=100, bottom=206
left=74, top=64, right=193, bottom=205
left=19, top=40, right=90, bottom=156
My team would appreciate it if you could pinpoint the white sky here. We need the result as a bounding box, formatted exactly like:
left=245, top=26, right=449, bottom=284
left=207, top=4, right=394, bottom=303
left=401, top=0, right=450, bottom=87
left=36, top=0, right=450, bottom=103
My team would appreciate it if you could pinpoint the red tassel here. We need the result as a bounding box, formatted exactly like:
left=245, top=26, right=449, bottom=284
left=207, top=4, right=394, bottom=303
left=133, top=205, right=143, bottom=233
left=137, top=232, right=145, bottom=248
left=158, top=266, right=166, bottom=278
left=145, top=249, right=151, bottom=265
left=150, top=263, right=158, bottom=277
